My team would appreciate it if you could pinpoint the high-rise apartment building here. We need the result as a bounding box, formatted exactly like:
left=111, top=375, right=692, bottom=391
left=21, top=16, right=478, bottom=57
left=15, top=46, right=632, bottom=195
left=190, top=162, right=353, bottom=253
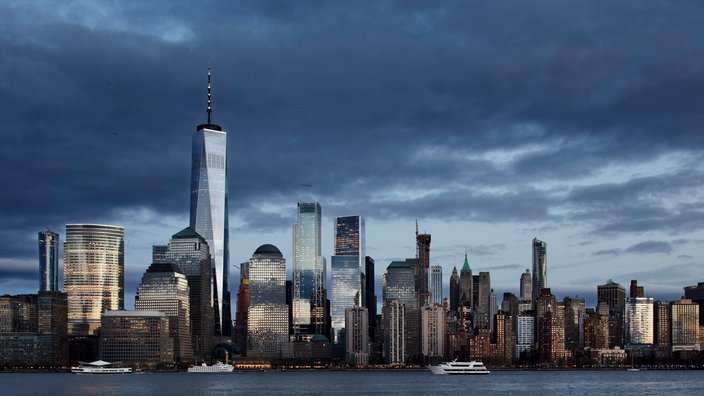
left=415, top=225, right=431, bottom=308
left=331, top=215, right=364, bottom=341
left=39, top=229, right=59, bottom=292
left=430, top=265, right=442, bottom=306
left=345, top=305, right=369, bottom=366
left=382, top=299, right=405, bottom=364
left=625, top=297, right=654, bottom=345
left=247, top=244, right=288, bottom=359
left=382, top=260, right=418, bottom=364
left=234, top=261, right=249, bottom=354
left=64, top=224, right=124, bottom=335
left=135, top=263, right=192, bottom=362
left=190, top=67, right=230, bottom=336
left=292, top=202, right=327, bottom=336
left=421, top=304, right=445, bottom=364
left=520, top=269, right=531, bottom=301
left=364, top=256, right=377, bottom=342
left=531, top=238, right=547, bottom=304
left=165, top=227, right=213, bottom=360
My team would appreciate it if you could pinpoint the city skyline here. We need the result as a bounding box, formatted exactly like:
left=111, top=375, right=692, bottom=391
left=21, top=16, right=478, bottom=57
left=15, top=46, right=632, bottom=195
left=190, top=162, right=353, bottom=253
left=2, top=2, right=704, bottom=310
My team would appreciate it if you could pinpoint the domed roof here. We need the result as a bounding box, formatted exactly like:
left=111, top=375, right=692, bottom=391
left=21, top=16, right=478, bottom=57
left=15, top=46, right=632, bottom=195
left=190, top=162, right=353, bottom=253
left=311, top=334, right=330, bottom=343
left=254, top=244, right=281, bottom=255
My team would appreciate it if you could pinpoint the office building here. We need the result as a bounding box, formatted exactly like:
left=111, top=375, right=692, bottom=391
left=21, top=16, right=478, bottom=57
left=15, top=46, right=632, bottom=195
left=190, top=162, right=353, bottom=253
left=152, top=245, right=168, bottom=263
left=189, top=67, right=230, bottom=336
left=100, top=310, right=173, bottom=366
left=165, top=227, right=213, bottom=360
left=429, top=265, right=442, bottom=306
left=0, top=291, right=68, bottom=366
left=247, top=244, right=288, bottom=359
left=597, top=280, right=626, bottom=347
left=345, top=305, right=369, bottom=366
left=531, top=238, right=547, bottom=304
left=135, top=263, right=192, bottom=362
left=39, top=229, right=59, bottom=292
left=449, top=266, right=460, bottom=314
left=331, top=215, right=364, bottom=341
left=64, top=224, right=124, bottom=335
left=520, top=269, right=531, bottom=301
left=459, top=254, right=473, bottom=308
left=563, top=296, right=586, bottom=352
left=292, top=202, right=327, bottom=336
left=654, top=301, right=671, bottom=359
left=234, top=262, right=249, bottom=354
left=683, top=282, right=704, bottom=325
left=671, top=299, right=699, bottom=348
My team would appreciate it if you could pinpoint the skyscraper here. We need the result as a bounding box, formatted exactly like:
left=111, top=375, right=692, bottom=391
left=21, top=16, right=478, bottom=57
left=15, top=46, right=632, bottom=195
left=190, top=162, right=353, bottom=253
left=625, top=296, right=654, bottom=345
left=165, top=227, right=213, bottom=360
left=520, top=269, right=531, bottom=301
left=247, top=244, right=288, bottom=359
left=430, top=265, right=442, bottom=306
left=532, top=238, right=547, bottom=304
left=135, top=263, right=192, bottom=362
left=345, top=305, right=369, bottom=366
left=449, top=267, right=459, bottom=314
left=331, top=215, right=364, bottom=342
left=415, top=224, right=431, bottom=308
left=365, top=256, right=377, bottom=342
left=190, top=67, right=230, bottom=336
left=459, top=253, right=473, bottom=308
left=63, top=224, right=124, bottom=335
left=38, top=229, right=59, bottom=292
left=292, top=202, right=327, bottom=336
left=597, top=279, right=626, bottom=347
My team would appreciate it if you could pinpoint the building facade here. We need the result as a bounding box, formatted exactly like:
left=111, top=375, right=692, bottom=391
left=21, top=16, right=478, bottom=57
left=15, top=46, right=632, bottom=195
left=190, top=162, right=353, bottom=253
left=189, top=67, right=230, bottom=336
left=520, top=269, right=532, bottom=301
left=345, top=305, right=369, bottom=366
left=64, top=224, right=124, bottom=335
left=165, top=227, right=213, bottom=360
left=135, top=263, right=192, bottom=363
left=430, top=265, right=442, bottom=306
left=625, top=297, right=654, bottom=345
left=331, top=215, right=364, bottom=342
left=39, top=229, right=59, bottom=292
left=421, top=304, right=445, bottom=364
left=292, top=202, right=327, bottom=336
left=247, top=244, right=289, bottom=359
left=531, top=238, right=547, bottom=305
left=100, top=310, right=173, bottom=366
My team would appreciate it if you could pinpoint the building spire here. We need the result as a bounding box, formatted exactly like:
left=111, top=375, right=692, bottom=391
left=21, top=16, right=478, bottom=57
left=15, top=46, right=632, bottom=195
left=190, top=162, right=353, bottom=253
left=207, top=65, right=212, bottom=124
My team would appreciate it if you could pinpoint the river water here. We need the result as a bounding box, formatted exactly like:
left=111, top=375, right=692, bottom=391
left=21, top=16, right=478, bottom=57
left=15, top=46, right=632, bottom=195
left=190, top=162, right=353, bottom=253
left=2, top=369, right=703, bottom=395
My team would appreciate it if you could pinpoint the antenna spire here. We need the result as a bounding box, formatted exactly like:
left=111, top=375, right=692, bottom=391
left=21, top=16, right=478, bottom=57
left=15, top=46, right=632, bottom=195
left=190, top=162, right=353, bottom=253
left=207, top=65, right=212, bottom=124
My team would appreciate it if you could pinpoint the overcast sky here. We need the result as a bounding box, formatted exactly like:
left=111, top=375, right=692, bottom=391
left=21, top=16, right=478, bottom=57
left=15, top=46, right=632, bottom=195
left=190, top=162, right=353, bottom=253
left=2, top=1, right=703, bottom=310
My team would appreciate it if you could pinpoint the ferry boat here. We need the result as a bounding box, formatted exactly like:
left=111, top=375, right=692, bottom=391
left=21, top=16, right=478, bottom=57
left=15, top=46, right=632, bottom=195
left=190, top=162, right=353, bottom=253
left=428, top=360, right=490, bottom=375
left=71, top=360, right=132, bottom=374
left=187, top=361, right=235, bottom=373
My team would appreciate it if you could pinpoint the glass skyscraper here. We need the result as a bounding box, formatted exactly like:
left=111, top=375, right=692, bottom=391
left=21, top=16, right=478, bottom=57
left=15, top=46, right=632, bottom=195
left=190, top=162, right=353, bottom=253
left=247, top=244, right=288, bottom=359
left=331, top=215, right=364, bottom=342
left=292, top=202, right=326, bottom=336
left=190, top=67, right=230, bottom=336
left=63, top=224, right=124, bottom=335
left=38, top=229, right=59, bottom=292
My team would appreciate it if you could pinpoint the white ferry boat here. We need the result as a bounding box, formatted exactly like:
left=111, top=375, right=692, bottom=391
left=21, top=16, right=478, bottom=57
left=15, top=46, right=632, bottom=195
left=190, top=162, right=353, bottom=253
left=187, top=361, right=235, bottom=373
left=428, top=360, right=490, bottom=375
left=71, top=360, right=132, bottom=374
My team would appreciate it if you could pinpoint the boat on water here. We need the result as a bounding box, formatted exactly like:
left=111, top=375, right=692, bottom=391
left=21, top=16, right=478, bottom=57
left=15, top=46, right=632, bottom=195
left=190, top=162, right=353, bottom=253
left=71, top=360, right=132, bottom=374
left=187, top=361, right=235, bottom=373
left=428, top=360, right=490, bottom=375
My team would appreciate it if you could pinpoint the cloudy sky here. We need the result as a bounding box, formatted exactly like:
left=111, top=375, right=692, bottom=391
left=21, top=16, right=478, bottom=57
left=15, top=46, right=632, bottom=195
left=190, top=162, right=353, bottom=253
left=2, top=1, right=703, bottom=309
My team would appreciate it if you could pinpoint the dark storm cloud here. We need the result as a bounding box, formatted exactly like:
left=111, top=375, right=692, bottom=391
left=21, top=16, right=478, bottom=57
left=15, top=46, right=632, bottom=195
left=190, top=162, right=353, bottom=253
left=2, top=0, right=704, bottom=285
